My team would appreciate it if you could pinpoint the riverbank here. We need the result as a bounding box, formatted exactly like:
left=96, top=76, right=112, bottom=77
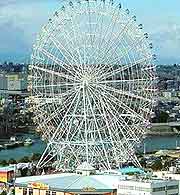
left=146, top=131, right=180, bottom=136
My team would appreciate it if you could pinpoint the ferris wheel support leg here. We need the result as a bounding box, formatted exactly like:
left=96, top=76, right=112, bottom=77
left=36, top=142, right=57, bottom=169
left=128, top=151, right=142, bottom=168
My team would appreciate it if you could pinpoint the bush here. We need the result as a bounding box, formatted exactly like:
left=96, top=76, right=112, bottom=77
left=8, top=158, right=17, bottom=165
left=151, top=160, right=163, bottom=171
left=20, top=167, right=28, bottom=177
left=158, top=111, right=169, bottom=123
left=0, top=160, right=8, bottom=166
left=0, top=191, right=7, bottom=195
left=30, top=153, right=41, bottom=161
left=18, top=156, right=29, bottom=163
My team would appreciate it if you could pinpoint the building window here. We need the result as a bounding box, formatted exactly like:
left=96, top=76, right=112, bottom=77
left=23, top=188, right=27, bottom=195
left=169, top=194, right=178, bottom=195
left=29, top=188, right=33, bottom=195
left=52, top=192, right=56, bottom=195
left=152, top=187, right=165, bottom=192
left=134, top=186, right=151, bottom=192
left=118, top=185, right=134, bottom=190
left=46, top=191, right=51, bottom=195
left=167, top=185, right=178, bottom=190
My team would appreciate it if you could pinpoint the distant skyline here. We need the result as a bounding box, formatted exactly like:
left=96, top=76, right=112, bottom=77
left=0, top=0, right=180, bottom=64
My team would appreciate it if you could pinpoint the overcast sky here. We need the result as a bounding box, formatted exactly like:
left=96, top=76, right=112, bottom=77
left=0, top=0, right=180, bottom=64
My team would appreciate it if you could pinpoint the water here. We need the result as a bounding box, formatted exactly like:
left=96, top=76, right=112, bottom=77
left=0, top=134, right=180, bottom=160
left=0, top=133, right=46, bottom=161
left=141, top=135, right=180, bottom=153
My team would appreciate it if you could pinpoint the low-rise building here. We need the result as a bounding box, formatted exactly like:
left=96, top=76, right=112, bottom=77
left=15, top=163, right=119, bottom=195
left=154, top=171, right=180, bottom=194
left=116, top=178, right=178, bottom=195
left=15, top=173, right=118, bottom=195
left=0, top=166, right=14, bottom=183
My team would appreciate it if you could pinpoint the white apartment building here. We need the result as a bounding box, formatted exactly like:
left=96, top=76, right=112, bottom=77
left=116, top=179, right=178, bottom=195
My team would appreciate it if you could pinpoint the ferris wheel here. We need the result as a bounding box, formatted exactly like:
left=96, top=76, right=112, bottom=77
left=29, top=0, right=157, bottom=170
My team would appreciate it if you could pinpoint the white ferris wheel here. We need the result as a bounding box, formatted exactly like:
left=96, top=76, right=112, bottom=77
left=29, top=0, right=157, bottom=170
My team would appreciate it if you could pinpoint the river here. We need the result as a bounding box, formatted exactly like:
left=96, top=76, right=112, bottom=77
left=0, top=134, right=180, bottom=160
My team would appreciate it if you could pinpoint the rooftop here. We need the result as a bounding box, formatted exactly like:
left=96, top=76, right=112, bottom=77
left=15, top=173, right=120, bottom=192
left=119, top=167, right=145, bottom=175
left=0, top=166, right=14, bottom=172
left=76, top=162, right=95, bottom=171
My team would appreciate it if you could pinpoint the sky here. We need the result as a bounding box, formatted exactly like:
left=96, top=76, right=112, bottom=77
left=0, top=0, right=180, bottom=64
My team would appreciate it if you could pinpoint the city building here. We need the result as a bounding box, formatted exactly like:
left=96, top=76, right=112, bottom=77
left=153, top=171, right=180, bottom=194
left=0, top=71, right=28, bottom=95
left=162, top=91, right=172, bottom=99
left=0, top=166, right=14, bottom=183
left=116, top=178, right=178, bottom=195
left=15, top=173, right=118, bottom=195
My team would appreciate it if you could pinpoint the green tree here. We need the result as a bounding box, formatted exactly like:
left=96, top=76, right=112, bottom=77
left=30, top=153, right=41, bottom=162
left=20, top=167, right=28, bottom=177
left=158, top=111, right=169, bottom=123
left=0, top=191, right=7, bottom=195
left=151, top=160, right=163, bottom=171
left=0, top=160, right=8, bottom=166
left=8, top=158, right=17, bottom=165
left=18, top=156, right=29, bottom=163
left=163, top=160, right=172, bottom=169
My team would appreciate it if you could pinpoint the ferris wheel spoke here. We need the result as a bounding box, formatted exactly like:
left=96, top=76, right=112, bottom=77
left=100, top=23, right=144, bottom=65
left=66, top=7, right=85, bottom=70
left=96, top=78, right=150, bottom=85
left=88, top=1, right=103, bottom=50
left=97, top=83, right=152, bottom=103
left=99, top=88, right=145, bottom=121
left=69, top=120, right=84, bottom=142
left=89, top=85, right=137, bottom=142
left=96, top=6, right=124, bottom=61
left=101, top=35, right=146, bottom=65
left=87, top=87, right=111, bottom=139
left=89, top=89, right=141, bottom=164
left=91, top=2, right=108, bottom=71
left=89, top=5, right=115, bottom=65
left=30, top=64, right=78, bottom=83
left=82, top=85, right=90, bottom=162
left=64, top=91, right=82, bottom=141
left=31, top=87, right=75, bottom=103
left=33, top=83, right=80, bottom=89
left=103, top=106, right=140, bottom=146
left=38, top=48, right=80, bottom=78
left=39, top=90, right=78, bottom=131
left=94, top=145, right=110, bottom=169
left=66, top=145, right=82, bottom=166
left=85, top=88, right=111, bottom=168
left=43, top=29, right=81, bottom=67
left=99, top=56, right=153, bottom=81
left=90, top=88, right=121, bottom=132
left=52, top=88, right=82, bottom=141
left=97, top=16, right=134, bottom=63
left=87, top=88, right=119, bottom=158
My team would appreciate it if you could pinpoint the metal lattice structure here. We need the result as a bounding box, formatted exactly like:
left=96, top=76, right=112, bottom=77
left=29, top=0, right=157, bottom=170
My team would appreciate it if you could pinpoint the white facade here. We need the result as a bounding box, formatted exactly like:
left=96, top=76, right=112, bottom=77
left=162, top=91, right=172, bottom=99
left=7, top=74, right=25, bottom=91
left=0, top=72, right=27, bottom=92
left=154, top=171, right=180, bottom=195
left=116, top=179, right=178, bottom=195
